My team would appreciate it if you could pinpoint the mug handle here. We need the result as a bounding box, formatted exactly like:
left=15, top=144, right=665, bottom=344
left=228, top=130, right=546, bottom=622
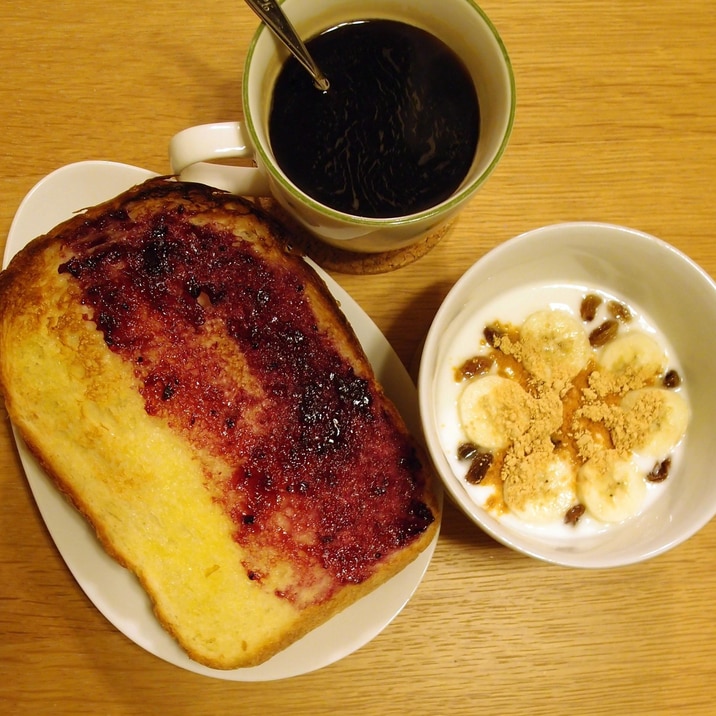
left=169, top=121, right=271, bottom=196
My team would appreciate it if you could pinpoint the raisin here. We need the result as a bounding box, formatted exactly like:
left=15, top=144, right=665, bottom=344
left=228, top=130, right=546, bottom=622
left=465, top=452, right=493, bottom=484
left=607, top=300, right=632, bottom=323
left=589, top=319, right=619, bottom=347
left=457, top=442, right=479, bottom=460
left=580, top=294, right=602, bottom=322
left=663, top=369, right=682, bottom=389
left=648, top=458, right=672, bottom=483
left=484, top=324, right=504, bottom=347
left=456, top=355, right=493, bottom=381
left=564, top=504, right=586, bottom=525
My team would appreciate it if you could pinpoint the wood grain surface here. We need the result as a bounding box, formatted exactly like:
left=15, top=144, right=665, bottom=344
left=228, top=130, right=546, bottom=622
left=1, top=2, right=715, bottom=714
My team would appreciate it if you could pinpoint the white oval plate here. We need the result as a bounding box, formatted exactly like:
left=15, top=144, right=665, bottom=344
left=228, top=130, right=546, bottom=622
left=4, top=161, right=440, bottom=681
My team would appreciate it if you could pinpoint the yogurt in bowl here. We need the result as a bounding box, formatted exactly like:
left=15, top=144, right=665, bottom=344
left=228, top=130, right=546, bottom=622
left=419, top=223, right=716, bottom=567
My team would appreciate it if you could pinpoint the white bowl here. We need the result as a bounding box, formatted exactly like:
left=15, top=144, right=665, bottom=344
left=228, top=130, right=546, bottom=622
left=418, top=222, right=716, bottom=568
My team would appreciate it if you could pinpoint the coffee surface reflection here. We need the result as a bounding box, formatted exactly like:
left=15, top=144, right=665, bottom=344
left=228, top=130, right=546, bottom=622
left=269, top=20, right=480, bottom=219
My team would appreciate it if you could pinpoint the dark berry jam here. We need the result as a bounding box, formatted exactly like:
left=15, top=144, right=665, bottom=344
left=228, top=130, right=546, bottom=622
left=58, top=198, right=433, bottom=601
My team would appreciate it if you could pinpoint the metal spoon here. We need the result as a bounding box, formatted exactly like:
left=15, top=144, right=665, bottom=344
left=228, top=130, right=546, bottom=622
left=244, top=0, right=330, bottom=91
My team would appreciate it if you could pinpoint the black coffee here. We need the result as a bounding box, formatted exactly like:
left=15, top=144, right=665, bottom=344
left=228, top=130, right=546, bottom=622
left=268, top=20, right=480, bottom=219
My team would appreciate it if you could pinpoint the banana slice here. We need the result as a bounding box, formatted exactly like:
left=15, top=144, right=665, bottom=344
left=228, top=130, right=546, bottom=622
left=577, top=451, right=647, bottom=522
left=519, top=309, right=591, bottom=384
left=599, top=331, right=667, bottom=387
left=620, top=387, right=689, bottom=456
left=503, top=451, right=577, bottom=524
left=458, top=375, right=532, bottom=450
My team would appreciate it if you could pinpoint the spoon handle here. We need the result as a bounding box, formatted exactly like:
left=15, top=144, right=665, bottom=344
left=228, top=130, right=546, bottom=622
left=244, top=0, right=330, bottom=91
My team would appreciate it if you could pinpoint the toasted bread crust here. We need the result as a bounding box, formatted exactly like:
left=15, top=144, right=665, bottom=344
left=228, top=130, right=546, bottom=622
left=0, top=178, right=440, bottom=669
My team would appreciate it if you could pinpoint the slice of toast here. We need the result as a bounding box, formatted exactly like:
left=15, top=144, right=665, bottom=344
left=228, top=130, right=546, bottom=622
left=0, top=177, right=440, bottom=669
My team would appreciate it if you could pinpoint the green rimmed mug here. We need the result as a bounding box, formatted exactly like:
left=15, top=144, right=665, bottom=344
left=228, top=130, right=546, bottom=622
left=169, top=0, right=515, bottom=253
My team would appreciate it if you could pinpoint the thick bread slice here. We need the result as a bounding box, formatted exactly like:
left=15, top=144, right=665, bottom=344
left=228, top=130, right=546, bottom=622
left=0, top=178, right=440, bottom=669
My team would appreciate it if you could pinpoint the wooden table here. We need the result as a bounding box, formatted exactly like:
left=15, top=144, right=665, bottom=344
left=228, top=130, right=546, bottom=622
left=2, top=2, right=715, bottom=714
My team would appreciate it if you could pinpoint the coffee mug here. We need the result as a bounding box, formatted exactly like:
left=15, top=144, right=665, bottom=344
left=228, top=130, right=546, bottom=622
left=169, top=0, right=515, bottom=253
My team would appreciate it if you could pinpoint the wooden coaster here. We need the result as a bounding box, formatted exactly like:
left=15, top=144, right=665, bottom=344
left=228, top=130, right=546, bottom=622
left=253, top=197, right=450, bottom=274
